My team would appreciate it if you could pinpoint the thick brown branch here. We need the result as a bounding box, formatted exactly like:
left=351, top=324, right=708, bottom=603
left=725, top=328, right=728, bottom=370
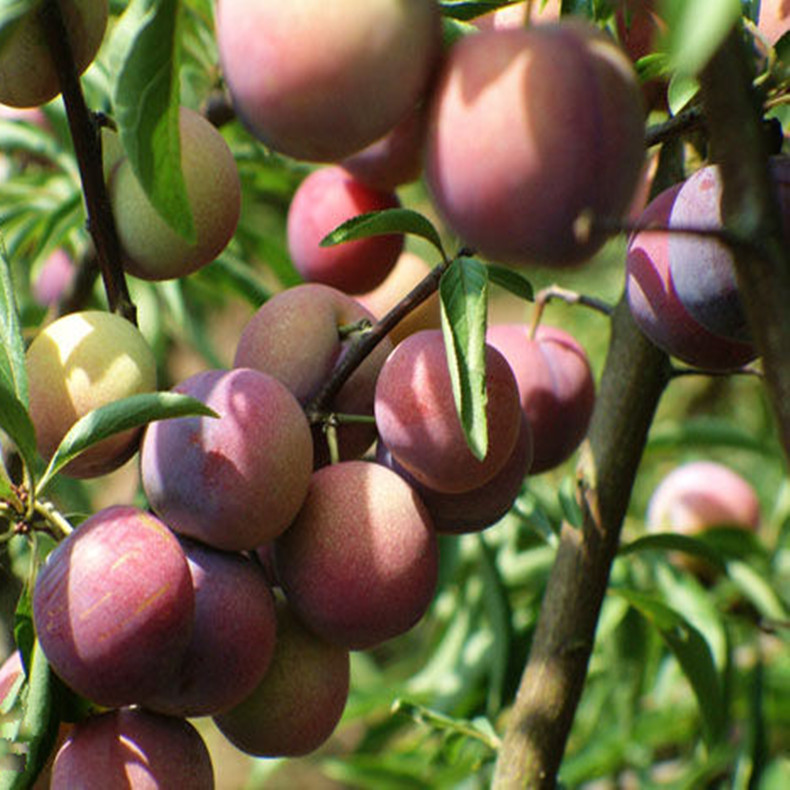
left=38, top=0, right=136, bottom=322
left=698, top=29, right=790, bottom=464
left=493, top=298, right=672, bottom=788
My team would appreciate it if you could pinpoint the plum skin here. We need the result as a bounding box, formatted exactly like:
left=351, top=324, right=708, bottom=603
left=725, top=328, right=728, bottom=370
left=374, top=329, right=522, bottom=494
left=275, top=460, right=439, bottom=650
left=140, top=367, right=314, bottom=551
left=287, top=165, right=403, bottom=294
left=32, top=506, right=195, bottom=708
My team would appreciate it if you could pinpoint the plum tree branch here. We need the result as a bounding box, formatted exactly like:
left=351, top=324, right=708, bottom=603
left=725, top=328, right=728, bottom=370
left=492, top=297, right=672, bottom=788
left=697, top=28, right=790, bottom=464
left=38, top=0, right=136, bottom=323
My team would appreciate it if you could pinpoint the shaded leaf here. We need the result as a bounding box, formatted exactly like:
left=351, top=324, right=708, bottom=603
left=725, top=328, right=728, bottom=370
left=439, top=1, right=513, bottom=21
left=613, top=587, right=727, bottom=747
left=36, top=393, right=217, bottom=494
left=0, top=381, right=38, bottom=486
left=112, top=0, right=194, bottom=241
left=320, top=208, right=446, bottom=260
left=486, top=265, right=534, bottom=302
left=0, top=246, right=28, bottom=404
left=439, top=256, right=489, bottom=460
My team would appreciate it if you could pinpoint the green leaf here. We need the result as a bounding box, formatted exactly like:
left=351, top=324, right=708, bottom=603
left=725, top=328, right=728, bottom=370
left=0, top=0, right=35, bottom=53
left=0, top=640, right=60, bottom=790
left=647, top=416, right=781, bottom=456
left=112, top=0, right=194, bottom=242
left=320, top=208, right=447, bottom=260
left=438, top=1, right=513, bottom=21
left=36, top=392, right=217, bottom=494
left=13, top=587, right=34, bottom=676
left=391, top=699, right=500, bottom=751
left=439, top=256, right=489, bottom=460
left=0, top=245, right=28, bottom=405
left=486, top=265, right=534, bottom=302
left=0, top=381, right=38, bottom=486
left=660, top=0, right=742, bottom=76
left=613, top=588, right=727, bottom=747
left=619, top=531, right=726, bottom=570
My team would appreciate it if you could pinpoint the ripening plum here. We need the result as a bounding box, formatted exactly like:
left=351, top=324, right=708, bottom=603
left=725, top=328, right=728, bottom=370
left=32, top=249, right=76, bottom=307
left=0, top=0, right=108, bottom=108
left=26, top=310, right=157, bottom=478
left=109, top=107, right=241, bottom=281
left=33, top=506, right=194, bottom=707
left=340, top=104, right=427, bottom=191
left=275, top=461, right=438, bottom=649
left=625, top=182, right=758, bottom=370
left=140, top=368, right=313, bottom=551
left=287, top=166, right=403, bottom=294
left=213, top=599, right=350, bottom=758
left=234, top=284, right=393, bottom=465
left=0, top=650, right=23, bottom=704
left=374, top=330, right=522, bottom=494
left=485, top=324, right=595, bottom=474
left=668, top=159, right=790, bottom=343
left=216, top=0, right=441, bottom=162
left=142, top=540, right=277, bottom=717
left=355, top=251, right=442, bottom=346
left=425, top=20, right=645, bottom=266
left=376, top=410, right=533, bottom=534
left=757, top=0, right=790, bottom=44
left=51, top=708, right=214, bottom=790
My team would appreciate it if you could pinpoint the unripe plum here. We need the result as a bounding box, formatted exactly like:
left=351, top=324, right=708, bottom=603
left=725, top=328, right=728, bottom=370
left=647, top=461, right=760, bottom=537
left=275, top=461, right=438, bottom=649
left=0, top=0, right=108, bottom=108
left=213, top=599, right=350, bottom=758
left=26, top=310, right=157, bottom=478
left=375, top=330, right=522, bottom=494
left=425, top=20, right=645, bottom=266
left=140, top=368, right=313, bottom=551
left=51, top=708, right=214, bottom=789
left=376, top=410, right=533, bottom=534
left=287, top=165, right=403, bottom=294
left=234, top=284, right=393, bottom=465
left=33, top=506, right=194, bottom=707
left=340, top=104, right=428, bottom=191
left=110, top=106, right=241, bottom=281
left=625, top=182, right=758, bottom=370
left=216, top=0, right=441, bottom=162
left=355, top=251, right=442, bottom=346
left=486, top=323, right=595, bottom=474
left=142, top=540, right=277, bottom=717
left=668, top=159, right=790, bottom=343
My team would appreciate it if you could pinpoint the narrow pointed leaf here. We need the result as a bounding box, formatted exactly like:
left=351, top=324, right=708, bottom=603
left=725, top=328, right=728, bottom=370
left=614, top=588, right=727, bottom=747
left=438, top=1, right=512, bottom=21
left=36, top=393, right=217, bottom=494
left=0, top=246, right=28, bottom=404
left=0, top=381, right=38, bottom=484
left=112, top=0, right=194, bottom=241
left=439, top=256, right=489, bottom=460
left=486, top=265, right=534, bottom=302
left=320, top=208, right=446, bottom=259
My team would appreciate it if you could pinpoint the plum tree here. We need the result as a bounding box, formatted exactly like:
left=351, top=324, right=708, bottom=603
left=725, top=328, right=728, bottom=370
left=140, top=367, right=313, bottom=551
left=625, top=182, right=758, bottom=370
left=234, top=283, right=393, bottom=464
left=274, top=460, right=438, bottom=649
left=425, top=20, right=645, bottom=266
left=141, top=539, right=277, bottom=717
left=355, top=251, right=442, bottom=346
left=374, top=329, right=522, bottom=494
left=287, top=165, right=403, bottom=294
left=32, top=506, right=194, bottom=707
left=51, top=708, right=214, bottom=789
left=486, top=323, right=596, bottom=474
left=215, top=0, right=441, bottom=162
left=0, top=0, right=108, bottom=108
left=26, top=310, right=157, bottom=478
left=109, top=106, right=241, bottom=281
left=339, top=104, right=427, bottom=191
left=213, top=599, right=350, bottom=758
left=668, top=159, right=790, bottom=343
left=376, top=410, right=534, bottom=534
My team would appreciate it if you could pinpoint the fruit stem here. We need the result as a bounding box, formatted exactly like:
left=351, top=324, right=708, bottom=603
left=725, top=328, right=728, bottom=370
left=305, top=256, right=450, bottom=420
left=528, top=286, right=613, bottom=340
left=38, top=0, right=137, bottom=323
